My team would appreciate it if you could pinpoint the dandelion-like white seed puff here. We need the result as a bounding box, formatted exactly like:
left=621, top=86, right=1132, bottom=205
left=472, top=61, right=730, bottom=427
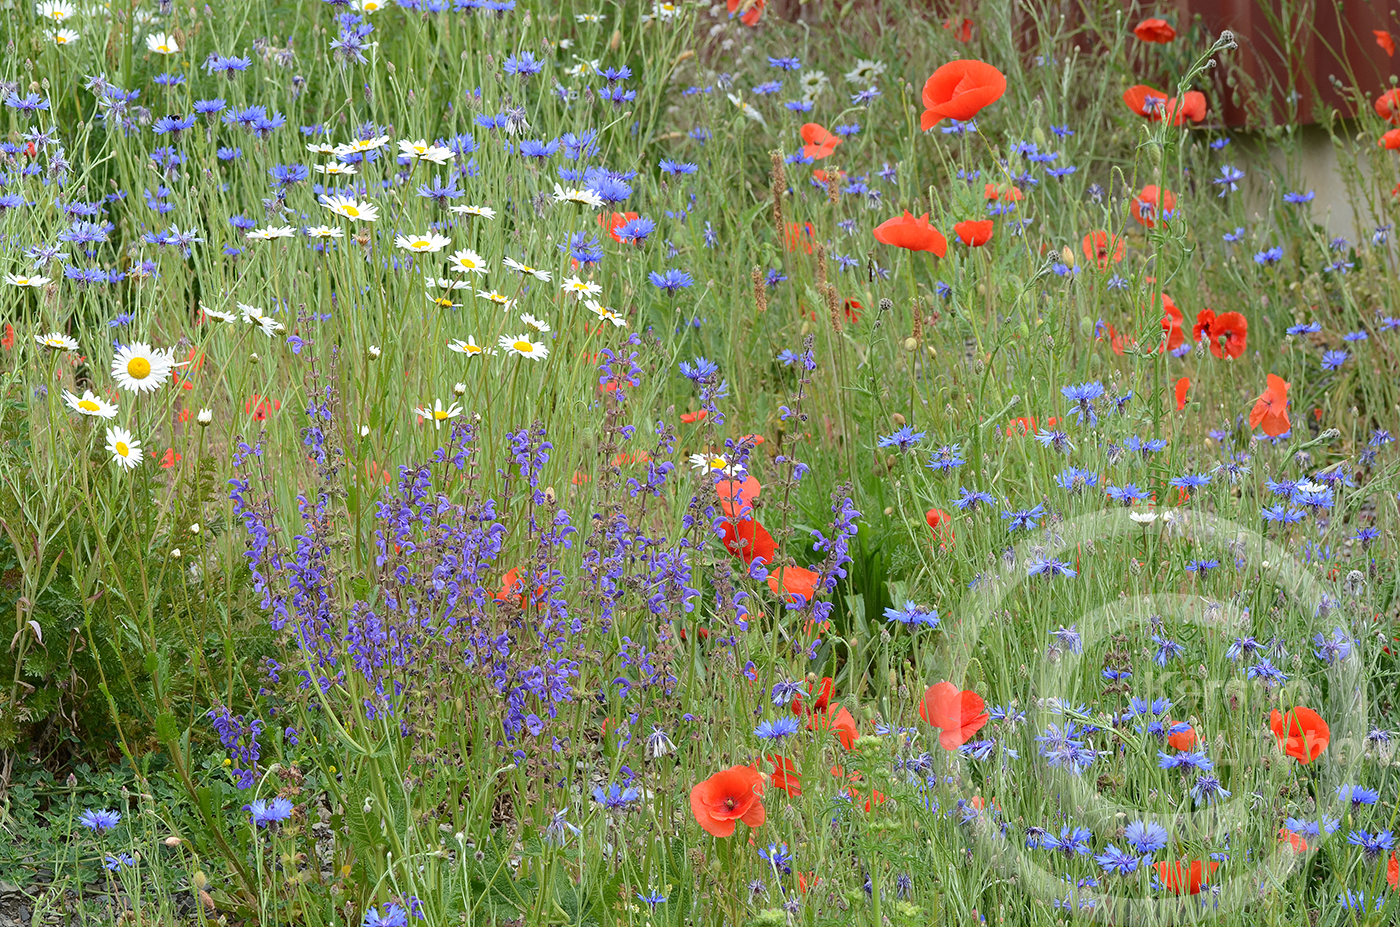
left=319, top=195, right=379, bottom=222
left=497, top=335, right=549, bottom=361
left=145, top=32, right=178, bottom=54
left=111, top=343, right=173, bottom=393
left=63, top=389, right=117, bottom=419
left=105, top=426, right=143, bottom=470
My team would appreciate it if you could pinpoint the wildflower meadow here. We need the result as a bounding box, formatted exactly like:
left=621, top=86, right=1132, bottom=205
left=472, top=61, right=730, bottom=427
left=3, top=0, right=1400, bottom=924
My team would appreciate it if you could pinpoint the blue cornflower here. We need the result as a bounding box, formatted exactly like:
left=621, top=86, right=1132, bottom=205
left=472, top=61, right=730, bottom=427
left=1050, top=626, right=1082, bottom=653
left=649, top=269, right=693, bottom=294
left=592, top=783, right=641, bottom=810
left=245, top=797, right=294, bottom=826
left=503, top=52, right=545, bottom=78
left=770, top=680, right=804, bottom=706
left=616, top=217, right=656, bottom=244
left=851, top=86, right=882, bottom=105
left=678, top=357, right=718, bottom=382
left=1343, top=330, right=1369, bottom=342
left=1191, top=775, right=1230, bottom=805
left=1152, top=635, right=1185, bottom=666
left=1254, top=246, right=1284, bottom=265
left=1061, top=381, right=1104, bottom=425
left=754, top=717, right=801, bottom=741
left=518, top=138, right=559, bottom=159
left=1246, top=658, right=1288, bottom=687
left=1169, top=473, right=1212, bottom=492
left=1054, top=467, right=1098, bottom=494
left=1042, top=826, right=1094, bottom=856
left=767, top=56, right=801, bottom=70
left=1313, top=628, right=1353, bottom=664
left=1223, top=226, right=1245, bottom=242
left=1213, top=165, right=1244, bottom=196
left=659, top=159, right=699, bottom=175
left=925, top=444, right=966, bottom=472
left=1184, top=558, right=1220, bottom=574
left=79, top=809, right=121, bottom=832
left=1125, top=820, right=1168, bottom=855
left=636, top=890, right=668, bottom=908
left=883, top=601, right=939, bottom=629
left=1001, top=504, right=1044, bottom=531
left=1337, top=784, right=1380, bottom=808
left=1158, top=750, right=1213, bottom=772
left=1027, top=557, right=1077, bottom=578
left=1095, top=844, right=1140, bottom=876
left=103, top=853, right=136, bottom=871
left=758, top=842, right=794, bottom=873
left=954, top=487, right=995, bottom=510
left=1346, top=830, right=1394, bottom=859
left=877, top=426, right=925, bottom=452
left=1283, top=190, right=1315, bottom=204
left=1321, top=350, right=1349, bottom=371
left=1104, top=483, right=1150, bottom=506
left=752, top=80, right=783, bottom=95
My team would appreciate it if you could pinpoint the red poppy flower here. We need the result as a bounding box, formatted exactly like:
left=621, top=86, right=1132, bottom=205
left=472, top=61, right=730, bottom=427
left=953, top=219, right=994, bottom=247
left=716, top=473, right=762, bottom=518
left=1378, top=89, right=1400, bottom=124
left=807, top=703, right=857, bottom=749
left=1134, top=17, right=1176, bottom=43
left=1, top=323, right=13, bottom=351
left=768, top=565, right=821, bottom=604
left=1082, top=230, right=1124, bottom=268
left=1159, top=294, right=1185, bottom=352
left=1154, top=859, right=1218, bottom=895
left=873, top=212, right=947, bottom=256
left=1123, top=84, right=1170, bottom=118
left=925, top=508, right=954, bottom=547
left=1166, top=723, right=1197, bottom=751
left=1162, top=91, right=1207, bottom=125
left=785, top=221, right=816, bottom=254
left=791, top=676, right=834, bottom=715
left=245, top=394, right=281, bottom=421
left=766, top=754, right=801, bottom=797
left=842, top=298, right=863, bottom=323
left=680, top=409, right=707, bottom=423
left=1279, top=827, right=1308, bottom=853
left=944, top=17, right=973, bottom=42
left=1175, top=377, right=1190, bottom=412
left=690, top=765, right=766, bottom=837
left=1206, top=310, right=1247, bottom=358
left=1250, top=374, right=1291, bottom=438
left=160, top=448, right=182, bottom=469
left=798, top=872, right=819, bottom=894
left=726, top=0, right=764, bottom=27
left=600, top=211, right=640, bottom=244
left=800, top=123, right=841, bottom=160
left=1192, top=308, right=1216, bottom=342
left=983, top=183, right=1022, bottom=202
left=1379, top=30, right=1396, bottom=57
left=1269, top=705, right=1329, bottom=764
left=1389, top=851, right=1398, bottom=888
left=496, top=567, right=545, bottom=606
left=1380, top=129, right=1400, bottom=150
left=1131, top=185, right=1177, bottom=227
left=918, top=682, right=989, bottom=750
left=719, top=516, right=776, bottom=564
left=920, top=59, right=1006, bottom=129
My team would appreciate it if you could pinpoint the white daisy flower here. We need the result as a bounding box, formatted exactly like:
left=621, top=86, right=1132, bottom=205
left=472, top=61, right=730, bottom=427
left=575, top=12, right=605, bottom=22
left=304, top=225, right=344, bottom=239
left=145, top=32, right=178, bottom=54
left=688, top=453, right=745, bottom=475
left=448, top=204, right=497, bottom=220
left=333, top=135, right=391, bottom=156
left=314, top=162, right=357, bottom=175
left=111, top=342, right=173, bottom=393
left=306, top=142, right=336, bottom=155
left=448, top=337, right=490, bottom=357
left=726, top=93, right=767, bottom=126
left=200, top=304, right=237, bottom=323
left=35, top=331, right=78, bottom=351
left=427, top=276, right=472, bottom=290
left=247, top=226, right=297, bottom=240
left=37, top=1, right=74, bottom=21
left=476, top=290, right=514, bottom=310
left=319, top=194, right=379, bottom=222
left=503, top=257, right=552, bottom=281
left=395, top=232, right=452, bottom=253
left=519, top=313, right=551, bottom=333
left=426, top=292, right=461, bottom=310
left=551, top=183, right=604, bottom=208
left=844, top=58, right=887, bottom=86
left=50, top=28, right=79, bottom=46
left=560, top=275, right=602, bottom=300
left=6, top=273, right=51, bottom=287
left=238, top=304, right=286, bottom=336
left=497, top=334, right=549, bottom=361
left=397, top=139, right=455, bottom=164
left=105, top=426, right=143, bottom=470
left=585, top=299, right=627, bottom=327
left=413, top=398, right=463, bottom=430
left=63, top=389, right=117, bottom=419
left=447, top=248, right=489, bottom=275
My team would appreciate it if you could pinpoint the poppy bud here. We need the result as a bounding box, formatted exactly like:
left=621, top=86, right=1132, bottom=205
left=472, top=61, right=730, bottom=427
left=903, top=337, right=917, bottom=351
left=164, top=836, right=182, bottom=847
left=1060, top=245, right=1075, bottom=266
left=892, top=413, right=906, bottom=427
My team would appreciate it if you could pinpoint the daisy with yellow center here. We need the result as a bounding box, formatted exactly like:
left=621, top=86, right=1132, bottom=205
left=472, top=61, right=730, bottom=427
left=358, top=0, right=384, bottom=11
left=51, top=29, right=78, bottom=46
left=448, top=337, right=489, bottom=357
left=319, top=194, right=379, bottom=222
left=200, top=305, right=237, bottom=323
left=448, top=249, right=488, bottom=275
left=247, top=226, right=297, bottom=240
left=497, top=335, right=549, bottom=361
left=395, top=233, right=452, bottom=254
left=332, top=136, right=391, bottom=157
left=145, top=32, right=178, bottom=54
left=503, top=257, right=552, bottom=282
left=35, top=332, right=78, bottom=352
left=448, top=204, right=497, bottom=220
left=306, top=142, right=336, bottom=155
left=397, top=139, right=455, bottom=164
left=551, top=184, right=604, bottom=208
left=427, top=292, right=460, bottom=310
left=305, top=225, right=344, bottom=239
left=105, top=426, right=143, bottom=470
left=63, top=389, right=117, bottom=419
left=239, top=304, right=287, bottom=337
left=476, top=290, right=514, bottom=309
left=413, top=399, right=463, bottom=430
left=314, top=162, right=357, bottom=175
left=111, top=343, right=173, bottom=393
left=5, top=273, right=51, bottom=287
left=688, top=453, right=745, bottom=475
left=560, top=275, right=602, bottom=300
left=585, top=300, right=627, bottom=327
left=37, top=1, right=74, bottom=22
left=519, top=313, right=551, bottom=334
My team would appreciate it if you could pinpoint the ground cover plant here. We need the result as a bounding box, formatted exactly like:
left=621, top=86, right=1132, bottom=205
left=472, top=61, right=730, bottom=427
left=2, top=0, right=1400, bottom=924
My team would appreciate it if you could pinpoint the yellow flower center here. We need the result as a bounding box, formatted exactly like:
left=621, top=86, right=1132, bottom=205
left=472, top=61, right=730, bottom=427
left=157, top=44, right=170, bottom=52
left=709, top=457, right=726, bottom=469
left=78, top=400, right=98, bottom=412
left=343, top=205, right=360, bottom=217
left=513, top=340, right=533, bottom=353
left=434, top=410, right=450, bottom=420
left=115, top=442, right=129, bottom=457
left=413, top=240, right=429, bottom=249
left=55, top=36, right=68, bottom=44
left=466, top=345, right=481, bottom=354
left=127, top=357, right=152, bottom=379
left=434, top=298, right=452, bottom=308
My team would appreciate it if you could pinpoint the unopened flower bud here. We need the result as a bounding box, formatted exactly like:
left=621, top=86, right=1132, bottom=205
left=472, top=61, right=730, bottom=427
left=453, top=382, right=466, bottom=396
left=197, top=408, right=213, bottom=425
left=368, top=345, right=381, bottom=359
